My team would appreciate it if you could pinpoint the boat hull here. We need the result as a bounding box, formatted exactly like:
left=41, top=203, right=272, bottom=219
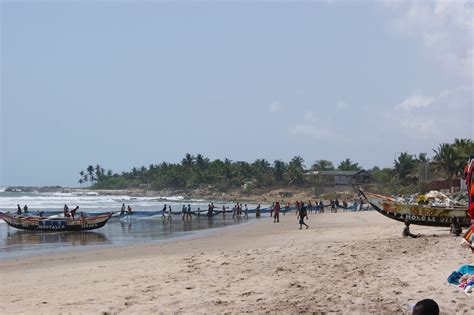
left=359, top=190, right=470, bottom=227
left=0, top=213, right=113, bottom=231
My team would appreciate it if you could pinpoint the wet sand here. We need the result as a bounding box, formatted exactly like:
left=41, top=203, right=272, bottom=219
left=1, top=211, right=473, bottom=314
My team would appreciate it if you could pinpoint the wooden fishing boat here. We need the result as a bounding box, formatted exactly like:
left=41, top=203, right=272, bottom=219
left=0, top=212, right=113, bottom=231
left=359, top=189, right=470, bottom=227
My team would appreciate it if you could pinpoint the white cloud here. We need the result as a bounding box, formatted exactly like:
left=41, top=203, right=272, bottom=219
left=396, top=94, right=433, bottom=110
left=381, top=1, right=473, bottom=141
left=387, top=0, right=473, bottom=79
left=387, top=87, right=473, bottom=139
left=289, top=124, right=331, bottom=140
left=269, top=101, right=284, bottom=113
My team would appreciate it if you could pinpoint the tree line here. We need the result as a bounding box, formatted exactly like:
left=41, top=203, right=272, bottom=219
left=78, top=138, right=473, bottom=193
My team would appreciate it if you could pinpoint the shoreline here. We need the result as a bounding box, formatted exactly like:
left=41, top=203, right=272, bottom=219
left=1, top=211, right=473, bottom=314
left=2, top=185, right=360, bottom=204
left=0, top=215, right=260, bottom=261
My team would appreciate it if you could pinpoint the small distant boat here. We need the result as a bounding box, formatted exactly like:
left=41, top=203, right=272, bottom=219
left=0, top=212, right=113, bottom=231
left=359, top=189, right=470, bottom=227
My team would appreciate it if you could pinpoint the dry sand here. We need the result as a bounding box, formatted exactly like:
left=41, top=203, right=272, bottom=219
left=1, top=211, right=473, bottom=314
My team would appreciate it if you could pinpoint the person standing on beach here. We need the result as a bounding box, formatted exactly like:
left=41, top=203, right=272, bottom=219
left=23, top=205, right=28, bottom=213
left=161, top=204, right=167, bottom=219
left=270, top=202, right=274, bottom=217
left=308, top=200, right=313, bottom=214
left=127, top=205, right=132, bottom=214
left=284, top=202, right=290, bottom=215
left=168, top=206, right=172, bottom=221
left=319, top=200, right=324, bottom=214
left=298, top=202, right=309, bottom=229
left=120, top=203, right=126, bottom=215
left=244, top=204, right=248, bottom=219
left=255, top=204, right=261, bottom=218
left=182, top=205, right=187, bottom=221
left=187, top=204, right=192, bottom=220
left=17, top=204, right=22, bottom=215
left=207, top=203, right=214, bottom=217
left=273, top=202, right=280, bottom=223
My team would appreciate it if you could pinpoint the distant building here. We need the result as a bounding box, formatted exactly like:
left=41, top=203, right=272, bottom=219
left=305, top=170, right=372, bottom=187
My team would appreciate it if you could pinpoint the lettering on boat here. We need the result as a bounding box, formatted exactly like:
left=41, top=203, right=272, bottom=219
left=38, top=220, right=67, bottom=230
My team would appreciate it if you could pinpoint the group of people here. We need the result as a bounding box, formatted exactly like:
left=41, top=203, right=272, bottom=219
left=268, top=201, right=309, bottom=229
left=120, top=203, right=133, bottom=215
left=230, top=203, right=248, bottom=219
left=16, top=204, right=28, bottom=215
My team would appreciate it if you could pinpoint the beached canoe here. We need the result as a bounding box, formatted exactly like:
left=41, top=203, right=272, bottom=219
left=359, top=189, right=470, bottom=227
left=0, top=212, right=113, bottom=231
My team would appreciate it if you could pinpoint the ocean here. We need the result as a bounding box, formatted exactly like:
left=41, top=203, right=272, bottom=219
left=0, top=188, right=261, bottom=259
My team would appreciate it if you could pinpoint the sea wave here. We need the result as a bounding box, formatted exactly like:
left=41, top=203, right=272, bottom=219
left=0, top=192, right=208, bottom=211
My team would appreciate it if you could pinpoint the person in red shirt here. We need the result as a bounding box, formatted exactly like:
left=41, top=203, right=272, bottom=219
left=70, top=206, right=79, bottom=219
left=462, top=154, right=474, bottom=252
left=273, top=201, right=281, bottom=223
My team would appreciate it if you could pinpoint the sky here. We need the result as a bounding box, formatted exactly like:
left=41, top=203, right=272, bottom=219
left=1, top=0, right=473, bottom=187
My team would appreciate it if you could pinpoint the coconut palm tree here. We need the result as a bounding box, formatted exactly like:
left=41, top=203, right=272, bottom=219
left=181, top=153, right=195, bottom=169
left=287, top=156, right=306, bottom=185
left=432, top=143, right=459, bottom=186
left=337, top=158, right=361, bottom=171
left=273, top=160, right=286, bottom=184
left=86, top=165, right=95, bottom=186
left=311, top=159, right=335, bottom=171
left=393, top=152, right=417, bottom=185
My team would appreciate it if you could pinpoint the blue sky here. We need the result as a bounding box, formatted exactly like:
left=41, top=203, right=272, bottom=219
left=1, top=0, right=473, bottom=186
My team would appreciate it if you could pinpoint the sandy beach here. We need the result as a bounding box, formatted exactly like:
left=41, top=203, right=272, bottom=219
left=1, top=211, right=473, bottom=314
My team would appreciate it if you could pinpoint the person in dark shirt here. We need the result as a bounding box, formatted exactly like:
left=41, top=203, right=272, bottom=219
left=298, top=203, right=309, bottom=229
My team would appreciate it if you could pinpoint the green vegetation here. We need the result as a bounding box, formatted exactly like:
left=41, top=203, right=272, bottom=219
left=78, top=138, right=474, bottom=194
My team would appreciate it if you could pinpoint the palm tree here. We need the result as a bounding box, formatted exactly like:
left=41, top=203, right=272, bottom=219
left=452, top=138, right=474, bottom=174
left=87, top=165, right=95, bottom=187
left=79, top=171, right=85, bottom=186
left=195, top=154, right=209, bottom=170
left=78, top=178, right=84, bottom=188
left=95, top=164, right=105, bottom=183
left=287, top=156, right=306, bottom=185
left=337, top=158, right=361, bottom=171
left=223, top=158, right=233, bottom=180
left=311, top=159, right=335, bottom=171
left=393, top=152, right=416, bottom=185
left=273, top=160, right=286, bottom=184
left=181, top=153, right=195, bottom=169
left=432, top=143, right=459, bottom=186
